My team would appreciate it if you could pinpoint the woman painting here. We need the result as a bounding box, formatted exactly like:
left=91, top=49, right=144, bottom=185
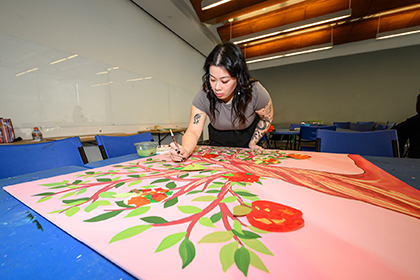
left=170, top=42, right=273, bottom=162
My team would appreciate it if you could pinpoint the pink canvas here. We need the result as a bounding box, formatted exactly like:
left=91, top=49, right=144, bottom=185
left=4, top=146, right=420, bottom=279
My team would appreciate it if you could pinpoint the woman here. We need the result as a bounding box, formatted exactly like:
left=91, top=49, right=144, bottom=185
left=394, top=93, right=420, bottom=158
left=170, top=42, right=273, bottom=162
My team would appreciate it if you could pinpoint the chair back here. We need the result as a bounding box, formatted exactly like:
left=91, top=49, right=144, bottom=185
left=316, top=130, right=399, bottom=157
left=349, top=122, right=376, bottom=131
left=289, top=123, right=301, bottom=130
left=299, top=125, right=336, bottom=151
left=95, top=132, right=153, bottom=159
left=300, top=125, right=337, bottom=141
left=0, top=137, right=88, bottom=179
left=333, top=121, right=350, bottom=129
left=375, top=124, right=386, bottom=130
left=357, top=121, right=375, bottom=125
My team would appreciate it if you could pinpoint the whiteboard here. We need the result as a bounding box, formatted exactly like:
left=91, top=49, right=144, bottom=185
left=0, top=33, right=195, bottom=131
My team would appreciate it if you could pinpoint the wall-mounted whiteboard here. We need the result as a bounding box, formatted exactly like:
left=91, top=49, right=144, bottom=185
left=0, top=33, right=195, bottom=135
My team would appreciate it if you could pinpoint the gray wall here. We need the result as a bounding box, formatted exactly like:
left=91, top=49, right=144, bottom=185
left=251, top=44, right=420, bottom=127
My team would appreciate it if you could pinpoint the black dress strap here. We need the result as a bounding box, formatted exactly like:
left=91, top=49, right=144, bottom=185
left=208, top=117, right=259, bottom=148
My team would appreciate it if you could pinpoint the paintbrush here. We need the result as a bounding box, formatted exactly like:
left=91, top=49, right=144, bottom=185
left=170, top=129, right=186, bottom=161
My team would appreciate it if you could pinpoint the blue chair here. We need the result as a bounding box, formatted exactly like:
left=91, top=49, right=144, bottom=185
left=316, top=130, right=399, bottom=157
left=95, top=132, right=153, bottom=159
left=299, top=125, right=336, bottom=151
left=349, top=122, right=376, bottom=131
left=357, top=121, right=376, bottom=125
left=375, top=124, right=387, bottom=130
left=333, top=121, right=350, bottom=129
left=0, top=137, right=88, bottom=179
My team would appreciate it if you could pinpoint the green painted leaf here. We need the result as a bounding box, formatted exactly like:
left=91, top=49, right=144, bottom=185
left=186, top=190, right=202, bottom=195
left=166, top=181, right=177, bottom=189
left=191, top=195, right=217, bottom=202
left=219, top=241, right=238, bottom=272
left=115, top=200, right=135, bottom=208
left=210, top=212, right=222, bottom=223
left=234, top=191, right=258, bottom=197
left=60, top=191, right=77, bottom=199
left=220, top=196, right=237, bottom=203
left=205, top=190, right=220, bottom=193
left=39, top=182, right=67, bottom=187
left=208, top=182, right=224, bottom=189
left=32, top=192, right=55, bottom=197
left=164, top=197, right=178, bottom=208
left=84, top=200, right=111, bottom=213
left=96, top=178, right=112, bottom=182
left=140, top=216, right=168, bottom=224
left=128, top=180, right=143, bottom=187
left=76, top=188, right=87, bottom=195
left=177, top=164, right=206, bottom=171
left=150, top=178, right=170, bottom=184
left=47, top=209, right=62, bottom=214
left=179, top=173, right=189, bottom=179
left=84, top=210, right=123, bottom=222
left=232, top=230, right=261, bottom=239
left=65, top=206, right=80, bottom=217
left=155, top=232, right=186, bottom=252
left=99, top=192, right=116, bottom=198
left=114, top=182, right=125, bottom=188
left=109, top=225, right=152, bottom=243
left=233, top=220, right=243, bottom=234
left=240, top=238, right=273, bottom=256
left=62, top=197, right=90, bottom=205
left=198, top=231, right=233, bottom=244
left=248, top=225, right=269, bottom=234
left=233, top=205, right=253, bottom=216
left=198, top=217, right=216, bottom=228
left=235, top=246, right=250, bottom=276
left=179, top=237, right=196, bottom=269
left=124, top=206, right=151, bottom=218
left=249, top=250, right=269, bottom=273
left=177, top=205, right=202, bottom=214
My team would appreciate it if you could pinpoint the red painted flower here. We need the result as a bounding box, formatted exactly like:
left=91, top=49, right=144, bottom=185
left=126, top=187, right=170, bottom=207
left=246, top=200, right=304, bottom=232
left=203, top=154, right=219, bottom=158
left=223, top=172, right=260, bottom=183
left=287, top=154, right=311, bottom=160
left=260, top=158, right=280, bottom=165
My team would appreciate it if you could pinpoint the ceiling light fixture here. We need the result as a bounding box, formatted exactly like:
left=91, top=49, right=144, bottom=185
left=376, top=25, right=420, bottom=40
left=246, top=43, right=333, bottom=64
left=232, top=9, right=351, bottom=45
left=201, top=0, right=231, bottom=11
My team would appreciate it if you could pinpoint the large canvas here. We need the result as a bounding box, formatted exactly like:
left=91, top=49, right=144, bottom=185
left=4, top=146, right=420, bottom=279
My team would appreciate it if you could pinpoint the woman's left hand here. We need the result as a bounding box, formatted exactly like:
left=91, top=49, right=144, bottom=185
left=249, top=144, right=263, bottom=150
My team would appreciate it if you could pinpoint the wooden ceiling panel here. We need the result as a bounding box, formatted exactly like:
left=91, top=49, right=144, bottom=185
left=241, top=29, right=332, bottom=58
left=189, top=0, right=420, bottom=61
left=379, top=9, right=420, bottom=33
left=367, top=0, right=419, bottom=14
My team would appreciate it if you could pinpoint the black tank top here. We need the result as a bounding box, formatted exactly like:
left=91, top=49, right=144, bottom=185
left=208, top=117, right=259, bottom=148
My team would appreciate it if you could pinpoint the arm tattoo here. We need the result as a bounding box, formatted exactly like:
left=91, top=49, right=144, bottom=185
left=193, top=113, right=202, bottom=125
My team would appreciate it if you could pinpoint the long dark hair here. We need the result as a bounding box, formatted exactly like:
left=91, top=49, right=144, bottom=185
left=202, top=42, right=255, bottom=126
left=416, top=93, right=420, bottom=114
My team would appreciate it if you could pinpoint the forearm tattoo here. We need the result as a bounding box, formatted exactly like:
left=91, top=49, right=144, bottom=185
left=193, top=113, right=202, bottom=125
left=250, top=99, right=274, bottom=144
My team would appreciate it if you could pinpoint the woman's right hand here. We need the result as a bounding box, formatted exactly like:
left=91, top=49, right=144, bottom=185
left=169, top=142, right=188, bottom=162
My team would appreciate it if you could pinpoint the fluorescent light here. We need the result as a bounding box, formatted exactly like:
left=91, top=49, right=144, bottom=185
left=376, top=26, right=420, bottom=40
left=233, top=9, right=351, bottom=45
left=50, top=58, right=67, bottom=65
left=201, top=0, right=231, bottom=11
left=96, top=71, right=108, bottom=75
left=246, top=43, right=333, bottom=64
left=67, top=54, right=78, bottom=59
left=26, top=67, right=39, bottom=73
left=127, top=78, right=144, bottom=82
